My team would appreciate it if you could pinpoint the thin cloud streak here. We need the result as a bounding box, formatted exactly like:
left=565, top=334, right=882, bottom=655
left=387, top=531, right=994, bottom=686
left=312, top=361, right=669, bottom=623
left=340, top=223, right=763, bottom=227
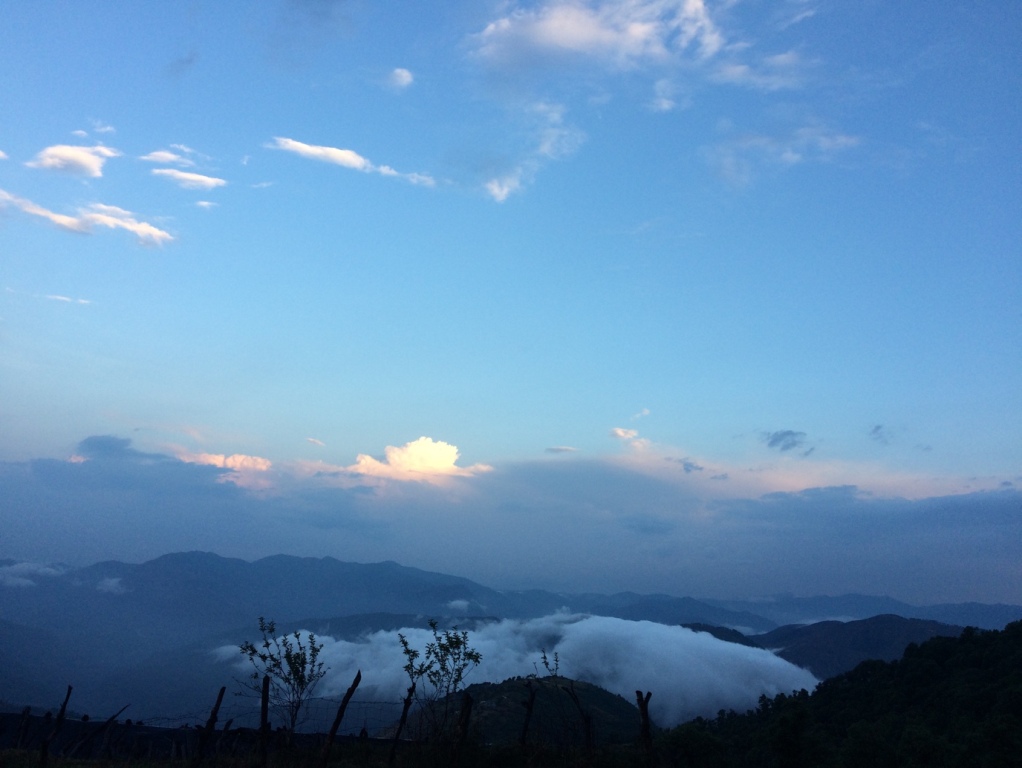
left=0, top=189, right=173, bottom=245
left=269, top=137, right=435, bottom=187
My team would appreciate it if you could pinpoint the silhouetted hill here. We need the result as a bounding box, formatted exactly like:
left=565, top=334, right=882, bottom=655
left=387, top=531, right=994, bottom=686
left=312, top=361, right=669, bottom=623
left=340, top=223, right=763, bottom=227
left=461, top=675, right=643, bottom=747
left=2, top=551, right=1019, bottom=723
left=705, top=593, right=1021, bottom=630
left=758, top=614, right=965, bottom=679
left=662, top=620, right=1022, bottom=766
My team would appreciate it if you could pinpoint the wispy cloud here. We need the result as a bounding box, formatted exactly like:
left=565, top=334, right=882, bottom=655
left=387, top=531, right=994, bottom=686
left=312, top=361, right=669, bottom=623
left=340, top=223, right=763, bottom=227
left=763, top=429, right=808, bottom=452
left=610, top=427, right=639, bottom=440
left=708, top=121, right=860, bottom=186
left=152, top=168, right=228, bottom=190
left=0, top=189, right=173, bottom=245
left=26, top=144, right=121, bottom=177
left=869, top=424, right=892, bottom=446
left=713, top=50, right=809, bottom=91
left=546, top=445, right=578, bottom=453
left=46, top=294, right=91, bottom=305
left=140, top=149, right=196, bottom=167
left=0, top=150, right=7, bottom=160
left=389, top=67, right=414, bottom=88
left=484, top=101, right=584, bottom=201
left=195, top=201, right=218, bottom=209
left=474, top=0, right=724, bottom=68
left=269, top=137, right=435, bottom=187
left=306, top=437, right=326, bottom=447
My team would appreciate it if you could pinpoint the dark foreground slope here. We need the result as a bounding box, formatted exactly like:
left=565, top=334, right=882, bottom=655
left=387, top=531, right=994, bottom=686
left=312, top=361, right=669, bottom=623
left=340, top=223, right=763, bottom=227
left=662, top=620, right=1022, bottom=767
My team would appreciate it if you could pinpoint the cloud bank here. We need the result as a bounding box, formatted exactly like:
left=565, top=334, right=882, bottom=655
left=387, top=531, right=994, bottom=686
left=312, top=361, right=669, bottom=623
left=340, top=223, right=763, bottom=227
left=2, top=436, right=1020, bottom=604
left=220, top=613, right=816, bottom=727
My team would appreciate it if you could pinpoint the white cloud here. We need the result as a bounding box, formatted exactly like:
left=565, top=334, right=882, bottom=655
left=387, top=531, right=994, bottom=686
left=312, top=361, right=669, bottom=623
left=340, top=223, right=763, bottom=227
left=0, top=562, right=66, bottom=587
left=270, top=137, right=435, bottom=187
left=713, top=50, right=808, bottom=91
left=140, top=149, right=195, bottom=166
left=475, top=0, right=724, bottom=68
left=0, top=189, right=173, bottom=245
left=96, top=577, right=127, bottom=594
left=610, top=427, right=639, bottom=440
left=152, top=168, right=227, bottom=190
left=26, top=144, right=121, bottom=177
left=484, top=101, right=584, bottom=201
left=46, top=295, right=90, bottom=305
left=195, top=201, right=218, bottom=209
left=347, top=436, right=492, bottom=482
left=708, top=121, right=860, bottom=186
left=0, top=150, right=7, bottom=160
left=390, top=67, right=414, bottom=88
left=306, top=437, right=326, bottom=447
left=546, top=445, right=579, bottom=453
left=486, top=172, right=523, bottom=203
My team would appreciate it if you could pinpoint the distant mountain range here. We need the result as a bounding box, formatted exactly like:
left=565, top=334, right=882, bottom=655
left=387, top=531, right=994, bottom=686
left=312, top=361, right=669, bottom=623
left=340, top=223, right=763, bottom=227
left=1, top=552, right=1019, bottom=725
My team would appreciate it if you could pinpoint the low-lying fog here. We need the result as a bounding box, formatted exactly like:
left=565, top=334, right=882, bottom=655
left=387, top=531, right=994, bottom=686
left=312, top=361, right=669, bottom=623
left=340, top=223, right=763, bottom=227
left=219, top=612, right=817, bottom=727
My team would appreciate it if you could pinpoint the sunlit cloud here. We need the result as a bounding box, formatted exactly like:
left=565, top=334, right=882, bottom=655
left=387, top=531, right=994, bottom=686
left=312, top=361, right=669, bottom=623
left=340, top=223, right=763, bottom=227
left=0, top=150, right=8, bottom=160
left=0, top=189, right=173, bottom=245
left=610, top=427, right=638, bottom=440
left=177, top=450, right=273, bottom=488
left=474, top=0, right=724, bottom=68
left=152, top=168, right=227, bottom=190
left=195, top=201, right=218, bottom=209
left=269, top=137, right=435, bottom=187
left=389, top=67, right=414, bottom=88
left=140, top=149, right=195, bottom=166
left=26, top=144, right=121, bottom=177
left=347, top=436, right=492, bottom=482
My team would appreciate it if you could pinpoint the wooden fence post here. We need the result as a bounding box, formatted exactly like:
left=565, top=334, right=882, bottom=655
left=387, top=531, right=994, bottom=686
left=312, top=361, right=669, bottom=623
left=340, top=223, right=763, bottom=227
left=39, top=685, right=72, bottom=768
left=191, top=686, right=226, bottom=768
left=318, top=669, right=362, bottom=768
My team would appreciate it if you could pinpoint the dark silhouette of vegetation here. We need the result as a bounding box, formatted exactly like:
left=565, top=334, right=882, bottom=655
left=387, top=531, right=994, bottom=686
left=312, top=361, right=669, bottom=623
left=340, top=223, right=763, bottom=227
left=398, top=619, right=481, bottom=742
left=238, top=617, right=327, bottom=735
left=3, top=619, right=1019, bottom=767
left=659, top=620, right=1022, bottom=767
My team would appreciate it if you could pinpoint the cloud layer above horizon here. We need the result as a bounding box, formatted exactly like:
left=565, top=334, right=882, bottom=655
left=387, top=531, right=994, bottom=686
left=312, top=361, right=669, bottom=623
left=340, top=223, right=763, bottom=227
left=2, top=435, right=1019, bottom=605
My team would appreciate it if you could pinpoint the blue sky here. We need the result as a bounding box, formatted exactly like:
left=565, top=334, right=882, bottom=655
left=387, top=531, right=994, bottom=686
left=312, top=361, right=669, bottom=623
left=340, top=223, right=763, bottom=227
left=1, top=1, right=1020, bottom=602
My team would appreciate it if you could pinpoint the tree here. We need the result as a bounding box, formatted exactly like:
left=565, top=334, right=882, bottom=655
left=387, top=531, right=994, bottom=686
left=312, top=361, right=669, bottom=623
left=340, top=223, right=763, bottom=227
left=239, top=617, right=327, bottom=734
left=399, top=620, right=482, bottom=740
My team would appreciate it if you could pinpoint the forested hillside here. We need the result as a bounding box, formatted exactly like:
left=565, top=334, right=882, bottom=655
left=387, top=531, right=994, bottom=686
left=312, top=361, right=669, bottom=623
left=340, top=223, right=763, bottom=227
left=661, top=620, right=1022, bottom=767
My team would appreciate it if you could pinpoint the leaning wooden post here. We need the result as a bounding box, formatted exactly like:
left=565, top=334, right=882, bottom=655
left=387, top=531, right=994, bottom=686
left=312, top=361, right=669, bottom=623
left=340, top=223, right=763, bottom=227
left=258, top=674, right=270, bottom=768
left=388, top=681, right=416, bottom=767
left=318, top=669, right=362, bottom=768
left=636, top=690, right=654, bottom=766
left=39, top=685, right=72, bottom=768
left=191, top=686, right=226, bottom=768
